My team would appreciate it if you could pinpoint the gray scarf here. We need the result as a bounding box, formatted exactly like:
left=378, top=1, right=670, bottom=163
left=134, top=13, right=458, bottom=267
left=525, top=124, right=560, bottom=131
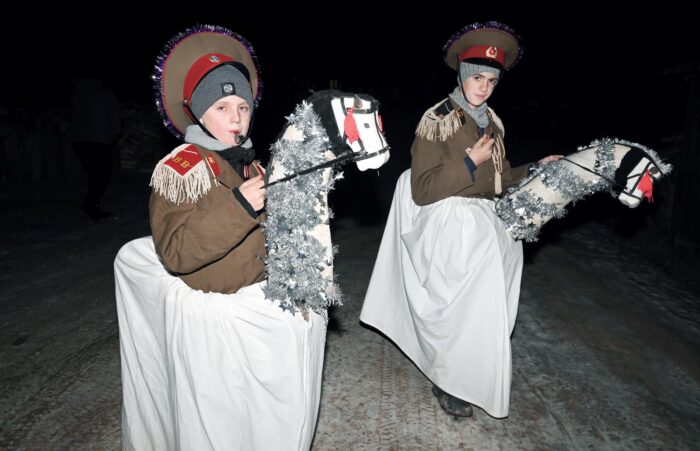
left=449, top=87, right=489, bottom=128
left=184, top=124, right=253, bottom=151
left=185, top=124, right=255, bottom=178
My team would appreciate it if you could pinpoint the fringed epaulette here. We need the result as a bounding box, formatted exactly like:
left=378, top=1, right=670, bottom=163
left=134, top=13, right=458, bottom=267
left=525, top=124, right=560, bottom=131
left=150, top=144, right=221, bottom=205
left=415, top=98, right=466, bottom=142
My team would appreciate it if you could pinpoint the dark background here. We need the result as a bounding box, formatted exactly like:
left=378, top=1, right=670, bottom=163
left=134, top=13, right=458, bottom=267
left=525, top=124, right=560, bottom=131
left=3, top=4, right=694, bottom=150
left=1, top=3, right=697, bottom=259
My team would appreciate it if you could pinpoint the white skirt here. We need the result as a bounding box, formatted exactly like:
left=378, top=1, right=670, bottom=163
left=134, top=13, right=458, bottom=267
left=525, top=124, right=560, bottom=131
left=115, top=237, right=326, bottom=450
left=360, top=170, right=522, bottom=418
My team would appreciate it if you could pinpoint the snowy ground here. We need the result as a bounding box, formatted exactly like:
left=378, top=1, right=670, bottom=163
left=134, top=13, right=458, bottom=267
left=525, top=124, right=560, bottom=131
left=1, top=167, right=698, bottom=450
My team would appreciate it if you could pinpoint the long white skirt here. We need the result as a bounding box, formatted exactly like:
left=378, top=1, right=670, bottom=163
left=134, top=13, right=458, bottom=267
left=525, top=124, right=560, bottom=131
left=360, top=170, right=522, bottom=418
left=115, top=237, right=326, bottom=450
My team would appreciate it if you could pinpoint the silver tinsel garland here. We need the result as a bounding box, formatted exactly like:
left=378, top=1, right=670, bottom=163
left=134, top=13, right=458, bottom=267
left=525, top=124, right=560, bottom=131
left=263, top=101, right=344, bottom=316
left=496, top=138, right=667, bottom=242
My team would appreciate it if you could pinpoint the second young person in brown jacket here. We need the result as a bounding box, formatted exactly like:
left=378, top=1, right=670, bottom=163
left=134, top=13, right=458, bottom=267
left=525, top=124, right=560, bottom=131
left=411, top=22, right=562, bottom=417
left=361, top=22, right=561, bottom=420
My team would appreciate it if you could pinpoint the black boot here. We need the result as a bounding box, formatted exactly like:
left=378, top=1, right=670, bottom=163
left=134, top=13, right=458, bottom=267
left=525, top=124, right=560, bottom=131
left=432, top=384, right=473, bottom=417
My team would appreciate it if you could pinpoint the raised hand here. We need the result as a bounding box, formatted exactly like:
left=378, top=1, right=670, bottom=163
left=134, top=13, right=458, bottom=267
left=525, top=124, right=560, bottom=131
left=239, top=174, right=266, bottom=211
left=466, top=134, right=496, bottom=166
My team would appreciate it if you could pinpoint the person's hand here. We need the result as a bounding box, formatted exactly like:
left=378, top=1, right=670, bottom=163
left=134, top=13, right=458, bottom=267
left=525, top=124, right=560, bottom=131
left=465, top=134, right=495, bottom=166
left=538, top=154, right=564, bottom=164
left=239, top=175, right=266, bottom=211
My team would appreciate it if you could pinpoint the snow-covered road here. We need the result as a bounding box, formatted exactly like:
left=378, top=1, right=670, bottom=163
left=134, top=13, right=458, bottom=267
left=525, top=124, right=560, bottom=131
left=1, top=172, right=697, bottom=450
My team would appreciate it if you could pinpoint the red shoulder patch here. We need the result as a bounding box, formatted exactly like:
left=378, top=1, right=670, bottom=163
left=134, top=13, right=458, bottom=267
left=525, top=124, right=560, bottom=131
left=163, top=145, right=203, bottom=176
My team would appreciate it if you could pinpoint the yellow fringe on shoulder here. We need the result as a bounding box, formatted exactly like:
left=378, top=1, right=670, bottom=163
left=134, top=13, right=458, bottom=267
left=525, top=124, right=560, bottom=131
left=415, top=99, right=463, bottom=142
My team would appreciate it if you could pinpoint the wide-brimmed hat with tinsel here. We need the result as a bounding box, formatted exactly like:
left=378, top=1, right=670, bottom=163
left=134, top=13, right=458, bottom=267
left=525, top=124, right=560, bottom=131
left=443, top=21, right=523, bottom=71
left=153, top=24, right=262, bottom=139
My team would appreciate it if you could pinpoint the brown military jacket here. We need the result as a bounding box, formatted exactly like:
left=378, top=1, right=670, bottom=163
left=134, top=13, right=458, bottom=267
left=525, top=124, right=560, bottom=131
left=149, top=144, right=266, bottom=294
left=411, top=98, right=530, bottom=205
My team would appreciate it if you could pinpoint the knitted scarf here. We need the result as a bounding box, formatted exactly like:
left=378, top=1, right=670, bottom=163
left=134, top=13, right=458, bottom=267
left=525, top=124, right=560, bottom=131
left=185, top=124, right=255, bottom=177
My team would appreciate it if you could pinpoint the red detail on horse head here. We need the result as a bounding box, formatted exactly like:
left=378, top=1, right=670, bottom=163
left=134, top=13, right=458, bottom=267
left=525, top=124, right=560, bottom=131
left=638, top=169, right=654, bottom=202
left=343, top=108, right=360, bottom=144
left=377, top=114, right=384, bottom=133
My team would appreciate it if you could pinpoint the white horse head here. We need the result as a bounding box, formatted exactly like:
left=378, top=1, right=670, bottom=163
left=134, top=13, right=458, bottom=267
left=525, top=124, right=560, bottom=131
left=306, top=89, right=390, bottom=170
left=496, top=138, right=672, bottom=242
left=614, top=146, right=666, bottom=208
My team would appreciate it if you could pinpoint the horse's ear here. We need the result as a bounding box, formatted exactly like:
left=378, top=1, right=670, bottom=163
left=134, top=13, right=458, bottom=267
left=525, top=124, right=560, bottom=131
left=353, top=95, right=362, bottom=109
left=303, top=90, right=346, bottom=152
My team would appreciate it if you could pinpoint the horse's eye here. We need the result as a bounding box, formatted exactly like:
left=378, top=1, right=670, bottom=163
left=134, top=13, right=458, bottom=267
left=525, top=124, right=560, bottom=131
left=364, top=123, right=370, bottom=128
left=649, top=167, right=659, bottom=175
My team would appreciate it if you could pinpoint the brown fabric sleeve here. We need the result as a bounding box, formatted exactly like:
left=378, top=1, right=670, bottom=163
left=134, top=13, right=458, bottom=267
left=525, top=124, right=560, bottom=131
left=149, top=183, right=262, bottom=274
left=500, top=160, right=532, bottom=190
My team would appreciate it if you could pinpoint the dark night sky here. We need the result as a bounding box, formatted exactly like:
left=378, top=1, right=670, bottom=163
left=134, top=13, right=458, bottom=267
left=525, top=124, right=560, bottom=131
left=3, top=3, right=696, bottom=153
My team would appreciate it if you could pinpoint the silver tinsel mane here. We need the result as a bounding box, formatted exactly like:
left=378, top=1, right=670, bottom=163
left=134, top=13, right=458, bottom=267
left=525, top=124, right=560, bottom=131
left=263, top=101, right=344, bottom=315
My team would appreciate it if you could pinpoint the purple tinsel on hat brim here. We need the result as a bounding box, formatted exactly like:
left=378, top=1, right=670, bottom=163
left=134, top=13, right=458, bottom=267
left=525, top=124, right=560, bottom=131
left=443, top=21, right=524, bottom=70
left=152, top=24, right=264, bottom=140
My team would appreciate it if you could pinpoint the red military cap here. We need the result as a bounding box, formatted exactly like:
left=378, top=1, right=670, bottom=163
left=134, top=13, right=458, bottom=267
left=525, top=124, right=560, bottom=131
left=443, top=21, right=523, bottom=71
left=153, top=24, right=262, bottom=139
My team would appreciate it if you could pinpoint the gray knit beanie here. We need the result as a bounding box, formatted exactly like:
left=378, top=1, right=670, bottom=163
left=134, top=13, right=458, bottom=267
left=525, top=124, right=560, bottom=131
left=459, top=62, right=501, bottom=84
left=191, top=64, right=253, bottom=120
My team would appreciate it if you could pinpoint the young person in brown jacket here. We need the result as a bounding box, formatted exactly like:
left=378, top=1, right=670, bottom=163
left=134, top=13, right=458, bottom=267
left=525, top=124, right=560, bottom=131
left=361, top=22, right=561, bottom=419
left=149, top=27, right=267, bottom=294
left=115, top=26, right=327, bottom=450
